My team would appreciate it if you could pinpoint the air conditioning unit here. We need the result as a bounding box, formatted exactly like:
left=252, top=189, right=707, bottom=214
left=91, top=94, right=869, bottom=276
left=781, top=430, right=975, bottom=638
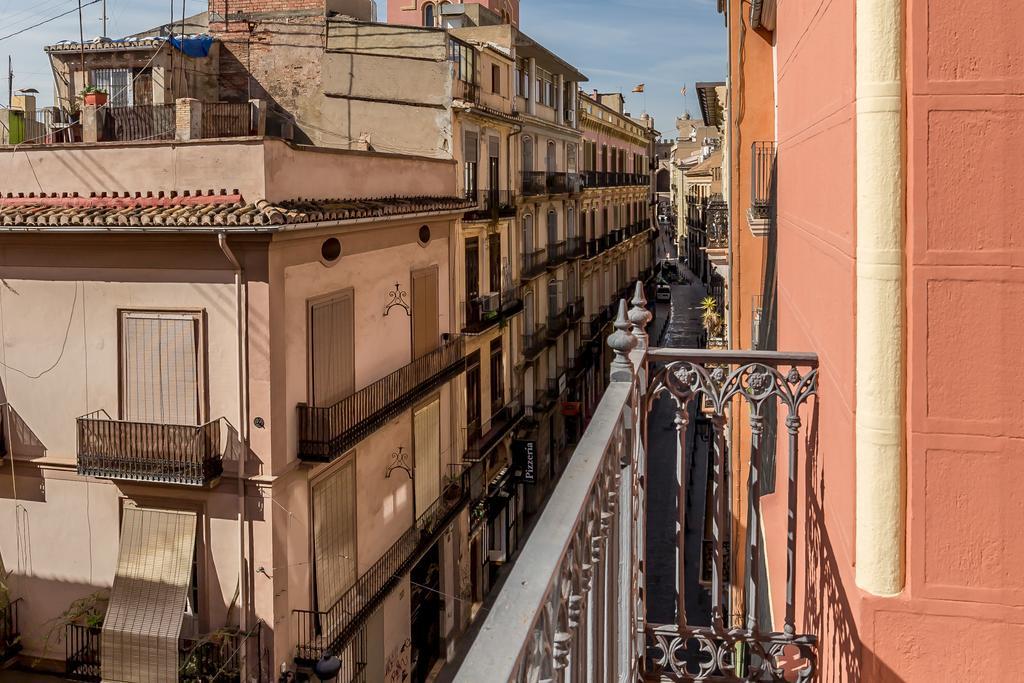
left=479, top=292, right=501, bottom=313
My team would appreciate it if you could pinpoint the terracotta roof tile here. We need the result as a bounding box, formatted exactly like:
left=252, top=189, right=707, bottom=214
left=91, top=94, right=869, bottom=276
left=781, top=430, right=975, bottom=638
left=0, top=192, right=476, bottom=230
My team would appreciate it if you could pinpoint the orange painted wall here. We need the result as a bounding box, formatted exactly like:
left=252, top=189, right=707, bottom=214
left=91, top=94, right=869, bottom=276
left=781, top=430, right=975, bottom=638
left=773, top=0, right=1024, bottom=680
left=772, top=0, right=860, bottom=679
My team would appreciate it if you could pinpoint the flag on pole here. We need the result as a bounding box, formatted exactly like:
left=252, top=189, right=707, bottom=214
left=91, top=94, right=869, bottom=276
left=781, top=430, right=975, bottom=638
left=632, top=83, right=645, bottom=93
left=680, top=86, right=687, bottom=97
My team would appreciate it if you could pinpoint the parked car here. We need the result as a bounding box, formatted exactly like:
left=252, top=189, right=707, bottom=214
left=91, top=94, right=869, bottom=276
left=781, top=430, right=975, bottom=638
left=655, top=284, right=672, bottom=303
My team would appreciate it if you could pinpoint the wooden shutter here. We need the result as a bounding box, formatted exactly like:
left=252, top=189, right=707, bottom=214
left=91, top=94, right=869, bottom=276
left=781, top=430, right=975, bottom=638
left=102, top=507, right=197, bottom=683
left=411, top=268, right=439, bottom=360
left=310, top=291, right=355, bottom=407
left=121, top=311, right=200, bottom=425
left=312, top=458, right=357, bottom=612
left=414, top=398, right=442, bottom=520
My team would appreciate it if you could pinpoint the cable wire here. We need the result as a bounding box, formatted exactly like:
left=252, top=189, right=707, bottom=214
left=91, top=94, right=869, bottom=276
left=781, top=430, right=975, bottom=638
left=0, top=0, right=101, bottom=43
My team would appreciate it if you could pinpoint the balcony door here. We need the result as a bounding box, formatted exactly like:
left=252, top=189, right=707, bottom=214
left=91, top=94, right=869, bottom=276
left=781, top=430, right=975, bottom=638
left=547, top=210, right=558, bottom=246
left=412, top=267, right=440, bottom=360
left=522, top=136, right=533, bottom=173
left=546, top=141, right=556, bottom=173
left=464, top=131, right=478, bottom=196
left=488, top=136, right=500, bottom=196
left=311, top=458, right=357, bottom=613
left=465, top=237, right=480, bottom=303
left=524, top=291, right=535, bottom=333
left=467, top=351, right=481, bottom=442
left=522, top=214, right=534, bottom=254
left=413, top=397, right=442, bottom=519
left=488, top=233, right=502, bottom=293
left=120, top=310, right=202, bottom=425
left=548, top=279, right=561, bottom=318
left=309, top=291, right=356, bottom=408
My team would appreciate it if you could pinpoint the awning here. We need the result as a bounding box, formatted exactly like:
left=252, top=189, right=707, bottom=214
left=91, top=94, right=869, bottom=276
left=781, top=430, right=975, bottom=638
left=101, top=507, right=196, bottom=683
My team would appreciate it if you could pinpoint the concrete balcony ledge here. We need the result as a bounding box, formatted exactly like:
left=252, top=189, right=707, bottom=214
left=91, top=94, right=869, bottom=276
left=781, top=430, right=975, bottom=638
left=747, top=205, right=771, bottom=237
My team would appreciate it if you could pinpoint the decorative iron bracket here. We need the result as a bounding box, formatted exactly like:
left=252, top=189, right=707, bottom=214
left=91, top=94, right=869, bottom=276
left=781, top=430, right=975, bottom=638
left=384, top=282, right=411, bottom=317
left=385, top=446, right=413, bottom=479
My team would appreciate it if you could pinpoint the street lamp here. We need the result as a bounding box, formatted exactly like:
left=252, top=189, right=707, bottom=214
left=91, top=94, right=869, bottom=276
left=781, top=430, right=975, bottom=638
left=313, top=654, right=343, bottom=681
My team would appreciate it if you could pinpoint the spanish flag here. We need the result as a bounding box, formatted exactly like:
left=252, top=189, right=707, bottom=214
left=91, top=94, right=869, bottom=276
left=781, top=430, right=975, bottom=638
left=632, top=83, right=645, bottom=93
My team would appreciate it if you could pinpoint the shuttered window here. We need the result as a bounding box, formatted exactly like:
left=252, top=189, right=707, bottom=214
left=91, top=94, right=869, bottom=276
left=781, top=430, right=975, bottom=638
left=312, top=458, right=358, bottom=613
left=121, top=311, right=201, bottom=425
left=411, top=268, right=439, bottom=360
left=102, top=507, right=197, bottom=683
left=414, top=398, right=441, bottom=520
left=310, top=291, right=355, bottom=408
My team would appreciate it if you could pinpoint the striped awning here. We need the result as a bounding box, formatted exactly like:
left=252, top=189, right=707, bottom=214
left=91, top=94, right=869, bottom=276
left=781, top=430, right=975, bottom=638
left=101, top=507, right=196, bottom=683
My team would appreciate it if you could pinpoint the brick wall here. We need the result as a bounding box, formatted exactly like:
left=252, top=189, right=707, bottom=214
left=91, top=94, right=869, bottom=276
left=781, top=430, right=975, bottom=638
left=208, top=0, right=325, bottom=19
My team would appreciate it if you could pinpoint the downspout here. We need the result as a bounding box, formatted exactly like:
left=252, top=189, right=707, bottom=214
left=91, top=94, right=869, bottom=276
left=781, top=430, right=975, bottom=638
left=855, top=0, right=905, bottom=595
left=218, top=233, right=251, bottom=667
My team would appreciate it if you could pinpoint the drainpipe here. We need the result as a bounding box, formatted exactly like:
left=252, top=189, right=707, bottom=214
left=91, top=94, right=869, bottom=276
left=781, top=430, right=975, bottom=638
left=218, top=233, right=251, bottom=668
left=855, top=0, right=905, bottom=595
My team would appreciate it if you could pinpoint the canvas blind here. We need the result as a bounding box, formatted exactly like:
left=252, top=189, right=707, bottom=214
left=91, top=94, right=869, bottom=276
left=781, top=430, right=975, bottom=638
left=121, top=311, right=200, bottom=425
left=310, top=291, right=355, bottom=407
left=411, top=269, right=439, bottom=360
left=101, top=507, right=197, bottom=683
left=414, top=398, right=442, bottom=521
left=312, top=458, right=357, bottom=613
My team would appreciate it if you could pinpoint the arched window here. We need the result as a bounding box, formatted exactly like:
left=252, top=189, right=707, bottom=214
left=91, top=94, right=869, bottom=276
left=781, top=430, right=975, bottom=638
left=567, top=266, right=577, bottom=301
left=547, top=210, right=558, bottom=245
left=547, top=279, right=560, bottom=317
left=546, top=141, right=557, bottom=173
left=566, top=206, right=575, bottom=240
left=522, top=214, right=534, bottom=253
left=522, top=136, right=533, bottom=173
left=423, top=2, right=435, bottom=26
left=524, top=290, right=535, bottom=332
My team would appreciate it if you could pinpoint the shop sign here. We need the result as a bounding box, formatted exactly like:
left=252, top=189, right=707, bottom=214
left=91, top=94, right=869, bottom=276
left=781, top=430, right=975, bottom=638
left=512, top=439, right=537, bottom=484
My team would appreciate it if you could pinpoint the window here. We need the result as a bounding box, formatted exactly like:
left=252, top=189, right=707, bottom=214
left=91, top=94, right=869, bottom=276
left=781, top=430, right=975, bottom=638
left=567, top=206, right=575, bottom=240
left=492, top=64, right=501, bottom=94
left=464, top=130, right=479, bottom=194
left=488, top=233, right=502, bottom=293
left=423, top=2, right=435, bottom=26
left=308, top=291, right=355, bottom=408
left=120, top=310, right=202, bottom=425
left=567, top=143, right=577, bottom=174
left=91, top=68, right=133, bottom=107
left=490, top=338, right=504, bottom=411
left=522, top=214, right=534, bottom=253
left=466, top=236, right=480, bottom=301
left=546, top=140, right=556, bottom=173
left=521, top=135, right=533, bottom=172
left=547, top=210, right=558, bottom=245
left=312, top=458, right=357, bottom=612
left=449, top=38, right=476, bottom=84
left=414, top=398, right=442, bottom=519
left=467, top=351, right=481, bottom=437
left=412, top=267, right=440, bottom=359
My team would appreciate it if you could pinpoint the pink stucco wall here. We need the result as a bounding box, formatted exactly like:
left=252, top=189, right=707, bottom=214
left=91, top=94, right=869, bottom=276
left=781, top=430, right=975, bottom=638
left=774, top=0, right=1024, bottom=679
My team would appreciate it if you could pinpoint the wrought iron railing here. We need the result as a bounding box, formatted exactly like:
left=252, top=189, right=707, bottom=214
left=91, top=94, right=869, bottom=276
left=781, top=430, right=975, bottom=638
left=201, top=102, right=253, bottom=138
left=463, top=398, right=525, bottom=463
left=567, top=297, right=585, bottom=323
left=546, top=172, right=568, bottom=195
left=65, top=623, right=101, bottom=682
left=521, top=171, right=547, bottom=197
left=297, top=337, right=466, bottom=462
left=566, top=236, right=585, bottom=259
left=464, top=188, right=517, bottom=220
left=706, top=194, right=729, bottom=249
left=294, top=467, right=469, bottom=664
left=522, top=325, right=548, bottom=359
left=76, top=411, right=226, bottom=487
left=547, top=307, right=569, bottom=337
left=0, top=598, right=21, bottom=661
left=546, top=240, right=567, bottom=267
left=463, top=286, right=523, bottom=333
left=180, top=625, right=262, bottom=682
left=521, top=248, right=548, bottom=280
left=750, top=141, right=777, bottom=220
left=453, top=294, right=820, bottom=683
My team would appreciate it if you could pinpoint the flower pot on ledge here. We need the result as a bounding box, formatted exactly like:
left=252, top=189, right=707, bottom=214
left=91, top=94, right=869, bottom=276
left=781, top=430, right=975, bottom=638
left=82, top=91, right=108, bottom=107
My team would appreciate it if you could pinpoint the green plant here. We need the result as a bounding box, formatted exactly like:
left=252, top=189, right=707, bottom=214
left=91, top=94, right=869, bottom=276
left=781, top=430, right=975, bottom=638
left=79, top=85, right=108, bottom=96
left=700, top=296, right=723, bottom=337
left=39, top=591, right=108, bottom=658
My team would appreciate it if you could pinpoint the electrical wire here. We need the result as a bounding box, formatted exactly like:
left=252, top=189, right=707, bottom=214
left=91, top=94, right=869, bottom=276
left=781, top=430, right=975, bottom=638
left=0, top=281, right=78, bottom=379
left=0, top=0, right=102, bottom=43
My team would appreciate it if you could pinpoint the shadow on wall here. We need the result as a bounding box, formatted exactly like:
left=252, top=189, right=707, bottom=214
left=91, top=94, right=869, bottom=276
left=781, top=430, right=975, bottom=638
left=802, top=408, right=902, bottom=683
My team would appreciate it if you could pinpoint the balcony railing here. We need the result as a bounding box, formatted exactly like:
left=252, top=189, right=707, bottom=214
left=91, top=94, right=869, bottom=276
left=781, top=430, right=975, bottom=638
left=295, top=466, right=469, bottom=665
left=66, top=621, right=263, bottom=683
left=750, top=141, right=777, bottom=221
left=580, top=171, right=651, bottom=188
left=464, top=189, right=517, bottom=221
left=567, top=297, right=585, bottom=323
left=521, top=248, right=548, bottom=280
left=454, top=298, right=819, bottom=683
left=547, top=307, right=569, bottom=338
left=707, top=194, right=729, bottom=250
left=566, top=236, right=585, bottom=259
left=545, top=370, right=564, bottom=400
left=453, top=78, right=480, bottom=103
left=521, top=171, right=547, bottom=197
left=546, top=240, right=567, bottom=268
left=522, top=326, right=549, bottom=360
left=0, top=598, right=21, bottom=662
left=463, top=286, right=524, bottom=334
left=297, top=337, right=466, bottom=462
left=463, top=397, right=525, bottom=463
left=76, top=411, right=226, bottom=487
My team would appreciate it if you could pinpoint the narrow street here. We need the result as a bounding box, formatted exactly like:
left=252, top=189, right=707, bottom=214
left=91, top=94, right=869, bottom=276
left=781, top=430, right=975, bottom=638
left=645, top=248, right=713, bottom=628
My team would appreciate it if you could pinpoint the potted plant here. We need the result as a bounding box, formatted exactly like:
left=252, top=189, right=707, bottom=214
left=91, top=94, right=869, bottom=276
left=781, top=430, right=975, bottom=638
left=80, top=86, right=108, bottom=107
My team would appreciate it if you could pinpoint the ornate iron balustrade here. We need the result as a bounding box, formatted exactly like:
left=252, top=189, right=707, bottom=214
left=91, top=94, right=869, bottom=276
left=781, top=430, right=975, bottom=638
left=464, top=189, right=518, bottom=221
left=566, top=172, right=583, bottom=194
left=521, top=248, right=548, bottom=280
left=76, top=411, right=226, bottom=487
left=295, top=466, right=470, bottom=665
left=706, top=194, right=729, bottom=250
left=65, top=623, right=101, bottom=682
left=522, top=171, right=548, bottom=197
left=453, top=288, right=820, bottom=683
left=297, top=337, right=466, bottom=462
left=547, top=172, right=568, bottom=195
left=566, top=236, right=585, bottom=259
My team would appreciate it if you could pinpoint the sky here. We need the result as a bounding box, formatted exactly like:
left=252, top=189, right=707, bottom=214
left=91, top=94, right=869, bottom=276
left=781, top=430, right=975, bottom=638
left=1, top=0, right=726, bottom=139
